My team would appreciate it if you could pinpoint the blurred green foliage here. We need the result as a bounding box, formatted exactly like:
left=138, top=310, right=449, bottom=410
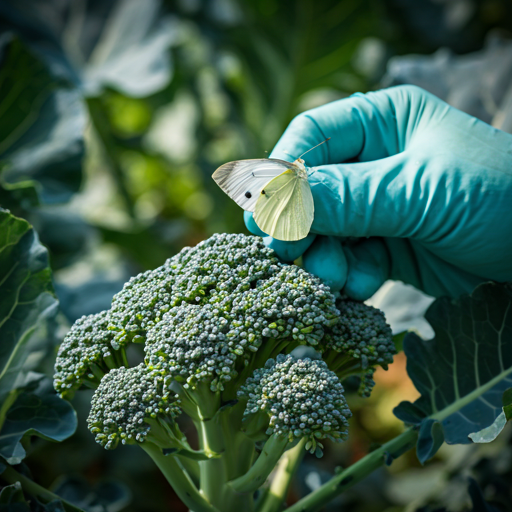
left=1, top=0, right=512, bottom=511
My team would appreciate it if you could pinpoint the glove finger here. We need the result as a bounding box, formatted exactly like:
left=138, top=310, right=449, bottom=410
left=307, top=151, right=422, bottom=238
left=342, top=238, right=390, bottom=301
left=263, top=234, right=316, bottom=263
left=244, top=211, right=267, bottom=237
left=270, top=85, right=432, bottom=166
left=302, top=236, right=347, bottom=292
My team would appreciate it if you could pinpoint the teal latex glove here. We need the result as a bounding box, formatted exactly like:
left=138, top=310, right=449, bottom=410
left=245, top=85, right=512, bottom=300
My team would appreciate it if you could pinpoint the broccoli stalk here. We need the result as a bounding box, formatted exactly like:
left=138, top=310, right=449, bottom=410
left=54, top=233, right=395, bottom=512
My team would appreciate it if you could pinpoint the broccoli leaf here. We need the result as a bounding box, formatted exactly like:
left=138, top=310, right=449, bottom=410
left=394, top=282, right=512, bottom=464
left=52, top=476, right=131, bottom=512
left=0, top=482, right=30, bottom=510
left=0, top=35, right=86, bottom=205
left=468, top=388, right=512, bottom=443
left=0, top=210, right=58, bottom=402
left=0, top=377, right=76, bottom=465
left=0, top=0, right=176, bottom=98
left=0, top=210, right=76, bottom=464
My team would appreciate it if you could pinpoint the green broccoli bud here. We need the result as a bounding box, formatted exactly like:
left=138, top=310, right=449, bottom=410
left=87, top=363, right=181, bottom=450
left=239, top=355, right=352, bottom=457
left=321, top=298, right=395, bottom=396
left=53, top=311, right=127, bottom=397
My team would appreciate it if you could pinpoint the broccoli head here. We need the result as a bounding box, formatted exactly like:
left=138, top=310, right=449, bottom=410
left=54, top=233, right=395, bottom=511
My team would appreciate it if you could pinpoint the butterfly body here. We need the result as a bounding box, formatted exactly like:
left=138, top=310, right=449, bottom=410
left=212, top=156, right=314, bottom=241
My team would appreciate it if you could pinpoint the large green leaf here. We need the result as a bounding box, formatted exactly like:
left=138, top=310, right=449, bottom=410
left=0, top=210, right=76, bottom=464
left=394, top=283, right=512, bottom=464
left=0, top=377, right=76, bottom=465
left=468, top=388, right=512, bottom=443
left=0, top=0, right=175, bottom=98
left=0, top=35, right=86, bottom=205
left=0, top=210, right=57, bottom=401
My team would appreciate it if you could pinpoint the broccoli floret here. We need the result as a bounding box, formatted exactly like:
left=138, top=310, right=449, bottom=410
left=87, top=363, right=183, bottom=450
left=321, top=297, right=394, bottom=396
left=239, top=355, right=351, bottom=456
left=54, top=311, right=128, bottom=398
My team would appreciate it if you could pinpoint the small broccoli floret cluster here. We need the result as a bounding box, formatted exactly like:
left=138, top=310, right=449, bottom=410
left=328, top=299, right=394, bottom=368
left=320, top=297, right=395, bottom=396
left=54, top=311, right=124, bottom=397
left=239, top=355, right=352, bottom=456
left=87, top=363, right=181, bottom=450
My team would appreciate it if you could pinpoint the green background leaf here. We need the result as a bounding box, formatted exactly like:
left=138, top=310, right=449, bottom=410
left=0, top=482, right=30, bottom=511
left=0, top=0, right=175, bottom=98
left=468, top=387, right=512, bottom=443
left=0, top=210, right=76, bottom=464
left=394, top=283, right=512, bottom=463
left=0, top=210, right=57, bottom=402
left=0, top=36, right=85, bottom=204
left=0, top=378, right=76, bottom=465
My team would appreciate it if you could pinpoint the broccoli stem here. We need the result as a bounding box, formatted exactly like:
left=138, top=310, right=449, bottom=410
left=228, top=434, right=291, bottom=493
left=177, top=455, right=200, bottom=487
left=256, top=438, right=306, bottom=512
left=285, top=428, right=418, bottom=512
left=141, top=441, right=220, bottom=512
left=197, top=405, right=256, bottom=511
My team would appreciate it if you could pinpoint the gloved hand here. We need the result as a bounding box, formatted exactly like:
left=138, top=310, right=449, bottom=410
left=244, top=85, right=512, bottom=300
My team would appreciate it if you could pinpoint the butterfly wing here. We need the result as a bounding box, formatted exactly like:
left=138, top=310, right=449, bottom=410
left=212, top=159, right=296, bottom=212
left=253, top=170, right=314, bottom=241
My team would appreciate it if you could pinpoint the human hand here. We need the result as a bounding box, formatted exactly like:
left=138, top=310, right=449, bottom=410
left=245, top=85, right=512, bottom=300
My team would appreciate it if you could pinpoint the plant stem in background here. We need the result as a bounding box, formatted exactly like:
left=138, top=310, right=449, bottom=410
left=285, top=428, right=418, bottom=512
left=1, top=466, right=84, bottom=512
left=257, top=438, right=306, bottom=512
left=86, top=97, right=136, bottom=218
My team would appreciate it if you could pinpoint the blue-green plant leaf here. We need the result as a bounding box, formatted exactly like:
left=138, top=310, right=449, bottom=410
left=0, top=377, right=77, bottom=464
left=0, top=35, right=86, bottom=204
left=52, top=475, right=131, bottom=512
left=0, top=482, right=30, bottom=511
left=468, top=387, right=512, bottom=443
left=0, top=210, right=76, bottom=464
left=0, top=0, right=175, bottom=98
left=394, top=282, right=512, bottom=464
left=0, top=210, right=58, bottom=402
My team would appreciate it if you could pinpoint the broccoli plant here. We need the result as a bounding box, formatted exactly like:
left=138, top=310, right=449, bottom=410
left=52, top=234, right=512, bottom=512
left=54, top=233, right=395, bottom=512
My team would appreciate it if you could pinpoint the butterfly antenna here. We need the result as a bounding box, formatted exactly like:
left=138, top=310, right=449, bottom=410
left=298, top=137, right=331, bottom=159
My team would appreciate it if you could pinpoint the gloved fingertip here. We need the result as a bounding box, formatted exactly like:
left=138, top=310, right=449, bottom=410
left=342, top=239, right=390, bottom=300
left=244, top=211, right=267, bottom=237
left=343, top=265, right=386, bottom=301
left=264, top=234, right=316, bottom=263
left=302, top=236, right=347, bottom=292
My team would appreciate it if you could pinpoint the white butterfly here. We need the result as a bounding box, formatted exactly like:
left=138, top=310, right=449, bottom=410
left=212, top=139, right=329, bottom=241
